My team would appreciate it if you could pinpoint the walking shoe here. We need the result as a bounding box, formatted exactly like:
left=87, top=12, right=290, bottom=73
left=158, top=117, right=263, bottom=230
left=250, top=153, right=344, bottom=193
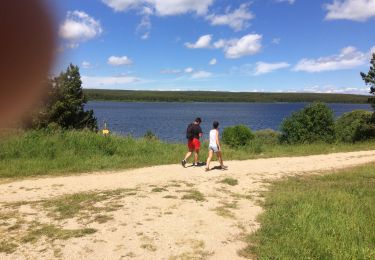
left=181, top=159, right=186, bottom=168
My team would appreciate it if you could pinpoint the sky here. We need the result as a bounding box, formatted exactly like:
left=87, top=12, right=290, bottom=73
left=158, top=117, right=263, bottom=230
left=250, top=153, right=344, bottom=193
left=52, top=0, right=375, bottom=94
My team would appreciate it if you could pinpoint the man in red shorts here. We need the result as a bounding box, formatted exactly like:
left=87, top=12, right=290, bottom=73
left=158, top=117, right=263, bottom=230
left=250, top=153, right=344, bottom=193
left=182, top=117, right=203, bottom=167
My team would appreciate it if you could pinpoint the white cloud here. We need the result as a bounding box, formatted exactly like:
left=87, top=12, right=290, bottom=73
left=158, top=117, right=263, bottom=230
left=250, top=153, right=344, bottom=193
left=191, top=70, right=212, bottom=79
left=276, top=0, right=295, bottom=4
left=254, top=62, right=290, bottom=75
left=272, top=38, right=281, bottom=45
left=101, top=0, right=140, bottom=12
left=136, top=8, right=152, bottom=40
left=206, top=3, right=254, bottom=31
left=160, top=69, right=181, bottom=74
left=294, top=46, right=369, bottom=72
left=218, top=34, right=263, bottom=59
left=185, top=34, right=212, bottom=49
left=82, top=61, right=93, bottom=69
left=107, top=56, right=133, bottom=66
left=102, top=0, right=213, bottom=16
left=302, top=85, right=369, bottom=95
left=325, top=0, right=375, bottom=21
left=184, top=67, right=194, bottom=73
left=59, top=11, right=103, bottom=46
left=150, top=0, right=214, bottom=16
left=82, top=75, right=141, bottom=88
left=209, top=58, right=217, bottom=65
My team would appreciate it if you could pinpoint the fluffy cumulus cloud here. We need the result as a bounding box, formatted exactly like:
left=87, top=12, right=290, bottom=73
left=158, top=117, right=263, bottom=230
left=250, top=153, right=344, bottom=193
left=107, top=56, right=133, bottom=66
left=294, top=46, right=370, bottom=72
left=185, top=34, right=262, bottom=58
left=59, top=11, right=103, bottom=46
left=102, top=0, right=213, bottom=16
left=185, top=34, right=212, bottom=49
left=276, top=0, right=296, bottom=4
left=325, top=0, right=375, bottom=21
left=302, top=85, right=369, bottom=95
left=81, top=61, right=93, bottom=69
left=206, top=3, right=254, bottom=31
left=254, top=62, right=290, bottom=75
left=209, top=58, right=217, bottom=65
left=191, top=70, right=212, bottom=79
left=218, top=34, right=263, bottom=59
left=82, top=75, right=141, bottom=88
left=184, top=67, right=194, bottom=73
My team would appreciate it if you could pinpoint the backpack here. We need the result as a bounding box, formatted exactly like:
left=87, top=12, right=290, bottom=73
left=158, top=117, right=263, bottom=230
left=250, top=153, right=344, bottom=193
left=186, top=123, right=195, bottom=139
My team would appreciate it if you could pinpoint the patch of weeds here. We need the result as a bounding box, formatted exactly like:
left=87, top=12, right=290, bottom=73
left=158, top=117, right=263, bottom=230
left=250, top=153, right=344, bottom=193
left=93, top=214, right=113, bottom=224
left=220, top=200, right=238, bottom=209
left=42, top=188, right=136, bottom=219
left=163, top=195, right=178, bottom=199
left=125, top=251, right=136, bottom=257
left=140, top=243, right=157, bottom=252
left=0, top=241, right=18, bottom=254
left=220, top=178, right=238, bottom=186
left=22, top=224, right=97, bottom=243
left=213, top=207, right=235, bottom=219
left=171, top=239, right=213, bottom=259
left=181, top=189, right=205, bottom=202
left=164, top=211, right=173, bottom=215
left=151, top=187, right=168, bottom=193
left=7, top=223, right=22, bottom=231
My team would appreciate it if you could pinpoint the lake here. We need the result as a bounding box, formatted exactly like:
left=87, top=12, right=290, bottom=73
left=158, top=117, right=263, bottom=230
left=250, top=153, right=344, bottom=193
left=86, top=101, right=373, bottom=143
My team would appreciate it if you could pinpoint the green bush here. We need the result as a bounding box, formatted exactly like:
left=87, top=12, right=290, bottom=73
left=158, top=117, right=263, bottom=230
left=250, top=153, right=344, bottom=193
left=144, top=130, right=158, bottom=140
left=222, top=125, right=254, bottom=148
left=254, top=129, right=281, bottom=145
left=280, top=102, right=335, bottom=144
left=335, top=110, right=375, bottom=142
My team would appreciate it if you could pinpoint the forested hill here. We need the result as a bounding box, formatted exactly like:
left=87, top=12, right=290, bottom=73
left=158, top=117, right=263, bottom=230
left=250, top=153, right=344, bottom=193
left=84, top=89, right=371, bottom=104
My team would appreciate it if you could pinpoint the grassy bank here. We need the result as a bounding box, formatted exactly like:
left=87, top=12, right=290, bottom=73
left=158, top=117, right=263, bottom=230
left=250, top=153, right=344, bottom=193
left=84, top=89, right=370, bottom=104
left=241, top=163, right=375, bottom=259
left=1, top=130, right=375, bottom=179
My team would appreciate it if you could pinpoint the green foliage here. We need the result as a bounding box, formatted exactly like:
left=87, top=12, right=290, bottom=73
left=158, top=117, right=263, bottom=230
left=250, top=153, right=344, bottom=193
left=31, top=64, right=97, bottom=131
left=83, top=89, right=369, bottom=103
left=144, top=130, right=158, bottom=140
left=222, top=125, right=254, bottom=148
left=1, top=130, right=375, bottom=179
left=254, top=129, right=281, bottom=145
left=242, top=163, right=375, bottom=259
left=280, top=102, right=335, bottom=144
left=361, top=52, right=375, bottom=109
left=335, top=110, right=375, bottom=142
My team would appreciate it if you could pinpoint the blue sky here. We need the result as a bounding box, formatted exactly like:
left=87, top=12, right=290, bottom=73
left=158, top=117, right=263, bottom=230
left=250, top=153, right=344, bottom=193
left=53, top=0, right=375, bottom=94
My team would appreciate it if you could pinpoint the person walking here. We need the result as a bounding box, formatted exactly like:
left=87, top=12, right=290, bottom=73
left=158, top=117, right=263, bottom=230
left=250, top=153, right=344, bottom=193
left=182, top=117, right=203, bottom=167
left=205, top=121, right=227, bottom=171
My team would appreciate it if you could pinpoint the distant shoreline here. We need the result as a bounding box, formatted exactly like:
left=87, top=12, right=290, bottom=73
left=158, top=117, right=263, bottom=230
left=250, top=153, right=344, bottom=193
left=84, top=89, right=371, bottom=104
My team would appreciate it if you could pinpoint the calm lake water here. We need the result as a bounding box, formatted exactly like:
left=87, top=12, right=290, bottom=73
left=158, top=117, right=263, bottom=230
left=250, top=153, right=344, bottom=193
left=86, top=101, right=373, bottom=143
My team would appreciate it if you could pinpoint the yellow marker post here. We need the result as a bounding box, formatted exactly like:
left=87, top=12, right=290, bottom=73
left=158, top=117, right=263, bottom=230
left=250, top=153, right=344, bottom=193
left=102, top=122, right=110, bottom=137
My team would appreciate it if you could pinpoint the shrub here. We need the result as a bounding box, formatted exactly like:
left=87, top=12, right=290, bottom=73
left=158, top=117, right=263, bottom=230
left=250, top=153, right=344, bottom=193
left=336, top=110, right=375, bottom=142
left=280, top=102, right=335, bottom=144
left=222, top=125, right=254, bottom=148
left=254, top=129, right=281, bottom=145
left=144, top=130, right=158, bottom=140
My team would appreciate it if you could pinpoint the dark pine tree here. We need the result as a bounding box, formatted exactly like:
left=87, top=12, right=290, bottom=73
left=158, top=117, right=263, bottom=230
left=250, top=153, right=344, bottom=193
left=33, top=64, right=97, bottom=130
left=361, top=53, right=375, bottom=110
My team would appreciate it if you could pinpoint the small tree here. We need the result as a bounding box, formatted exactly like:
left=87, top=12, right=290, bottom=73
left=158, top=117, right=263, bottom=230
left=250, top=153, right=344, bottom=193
left=280, top=102, right=335, bottom=144
left=361, top=53, right=375, bottom=110
left=32, top=64, right=97, bottom=130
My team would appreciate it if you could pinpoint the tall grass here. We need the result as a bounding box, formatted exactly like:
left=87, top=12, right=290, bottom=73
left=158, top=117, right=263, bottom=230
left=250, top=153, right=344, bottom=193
left=241, top=163, right=375, bottom=259
left=1, top=130, right=375, bottom=179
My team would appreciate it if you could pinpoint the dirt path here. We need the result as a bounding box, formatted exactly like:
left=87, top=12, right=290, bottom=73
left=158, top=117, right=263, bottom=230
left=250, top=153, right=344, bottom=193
left=1, top=150, right=375, bottom=259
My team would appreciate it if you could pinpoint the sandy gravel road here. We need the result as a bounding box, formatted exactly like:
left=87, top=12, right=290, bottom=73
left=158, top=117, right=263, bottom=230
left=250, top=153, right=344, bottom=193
left=1, top=150, right=375, bottom=260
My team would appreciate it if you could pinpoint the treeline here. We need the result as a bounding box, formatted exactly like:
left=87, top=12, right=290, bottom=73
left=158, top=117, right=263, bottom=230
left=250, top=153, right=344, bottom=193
left=84, top=89, right=371, bottom=104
